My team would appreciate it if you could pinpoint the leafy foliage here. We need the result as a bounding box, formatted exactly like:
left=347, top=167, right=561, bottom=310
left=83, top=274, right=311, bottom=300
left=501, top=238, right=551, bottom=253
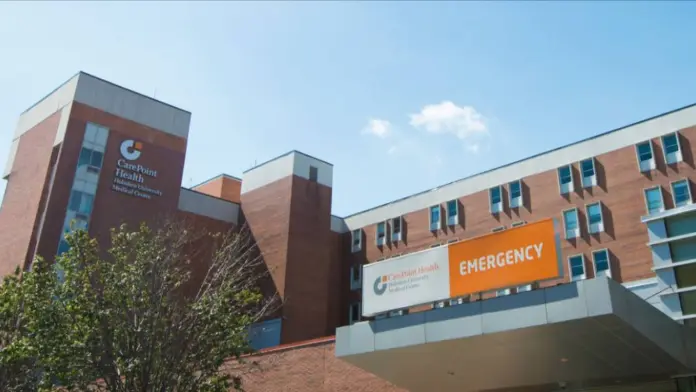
left=0, top=220, right=276, bottom=391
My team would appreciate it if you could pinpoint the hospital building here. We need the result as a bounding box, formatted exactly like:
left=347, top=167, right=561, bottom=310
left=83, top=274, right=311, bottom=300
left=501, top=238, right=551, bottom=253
left=0, top=72, right=695, bottom=391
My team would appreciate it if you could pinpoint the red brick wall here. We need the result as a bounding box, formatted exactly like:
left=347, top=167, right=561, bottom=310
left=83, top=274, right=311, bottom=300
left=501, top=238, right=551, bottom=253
left=0, top=112, right=60, bottom=275
left=194, top=176, right=242, bottom=204
left=232, top=339, right=404, bottom=392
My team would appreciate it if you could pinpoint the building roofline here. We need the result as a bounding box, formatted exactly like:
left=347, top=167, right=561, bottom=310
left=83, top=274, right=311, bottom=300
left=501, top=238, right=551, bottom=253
left=190, top=173, right=242, bottom=190
left=179, top=187, right=240, bottom=208
left=341, top=101, right=696, bottom=220
left=21, top=71, right=191, bottom=116
left=242, top=150, right=333, bottom=174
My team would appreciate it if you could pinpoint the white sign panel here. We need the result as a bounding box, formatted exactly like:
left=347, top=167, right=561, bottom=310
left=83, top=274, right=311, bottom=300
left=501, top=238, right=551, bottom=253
left=362, top=246, right=450, bottom=316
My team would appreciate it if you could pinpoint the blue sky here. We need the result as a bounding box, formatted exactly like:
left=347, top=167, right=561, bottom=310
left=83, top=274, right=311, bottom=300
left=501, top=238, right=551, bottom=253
left=1, top=1, right=696, bottom=216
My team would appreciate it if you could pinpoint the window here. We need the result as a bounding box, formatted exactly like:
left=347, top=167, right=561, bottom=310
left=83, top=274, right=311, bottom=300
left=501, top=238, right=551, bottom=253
left=580, top=158, right=597, bottom=188
left=446, top=199, right=458, bottom=226
left=558, top=165, right=574, bottom=194
left=309, top=166, right=318, bottom=182
left=349, top=302, right=361, bottom=325
left=429, top=205, right=441, bottom=231
left=433, top=301, right=446, bottom=309
left=672, top=180, right=692, bottom=208
left=492, top=226, right=505, bottom=233
left=509, top=180, right=522, bottom=208
left=592, top=249, right=611, bottom=278
left=568, top=255, right=586, bottom=281
left=512, top=221, right=526, bottom=227
left=57, top=239, right=70, bottom=256
left=563, top=208, right=580, bottom=239
left=662, top=133, right=682, bottom=165
left=351, top=229, right=362, bottom=252
left=586, top=202, right=604, bottom=234
left=517, top=284, right=532, bottom=293
left=489, top=186, right=502, bottom=213
left=644, top=187, right=664, bottom=215
left=376, top=222, right=386, bottom=246
left=635, top=141, right=655, bottom=172
left=449, top=297, right=466, bottom=306
left=391, top=216, right=402, bottom=242
left=68, top=190, right=94, bottom=216
left=496, top=288, right=511, bottom=297
left=78, top=147, right=104, bottom=170
left=350, top=264, right=362, bottom=290
left=388, top=309, right=406, bottom=317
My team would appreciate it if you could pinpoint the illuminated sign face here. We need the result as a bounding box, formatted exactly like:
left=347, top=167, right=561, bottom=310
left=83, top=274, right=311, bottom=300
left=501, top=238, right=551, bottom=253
left=111, top=139, right=163, bottom=200
left=361, top=218, right=562, bottom=316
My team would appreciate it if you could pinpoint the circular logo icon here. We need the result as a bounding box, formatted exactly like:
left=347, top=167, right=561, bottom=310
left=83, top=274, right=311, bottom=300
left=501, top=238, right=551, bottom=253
left=120, top=140, right=142, bottom=161
left=373, top=276, right=387, bottom=296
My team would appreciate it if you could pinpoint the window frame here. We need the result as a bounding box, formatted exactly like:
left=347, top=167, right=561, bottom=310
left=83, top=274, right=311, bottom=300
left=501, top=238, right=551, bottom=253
left=591, top=248, right=612, bottom=278
left=350, top=264, right=362, bottom=291
left=489, top=186, right=502, bottom=214
left=568, top=254, right=586, bottom=281
left=391, top=216, right=403, bottom=242
left=309, top=165, right=319, bottom=182
left=429, top=205, right=442, bottom=231
left=376, top=221, right=387, bottom=246
left=351, top=229, right=362, bottom=252
left=671, top=179, right=692, bottom=208
left=496, top=288, right=511, bottom=297
left=635, top=141, right=655, bottom=172
left=585, top=202, right=604, bottom=234
left=349, top=302, right=362, bottom=325
left=557, top=165, right=574, bottom=194
left=562, top=208, right=580, bottom=239
left=446, top=199, right=459, bottom=226
left=661, top=132, right=683, bottom=165
left=517, top=284, right=533, bottom=293
left=643, top=186, right=664, bottom=215
left=580, top=158, right=597, bottom=188
left=509, top=180, right=523, bottom=208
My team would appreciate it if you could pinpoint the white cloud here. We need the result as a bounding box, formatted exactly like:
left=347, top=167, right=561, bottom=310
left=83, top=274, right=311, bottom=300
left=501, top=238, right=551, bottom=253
left=362, top=118, right=392, bottom=138
left=409, top=101, right=487, bottom=140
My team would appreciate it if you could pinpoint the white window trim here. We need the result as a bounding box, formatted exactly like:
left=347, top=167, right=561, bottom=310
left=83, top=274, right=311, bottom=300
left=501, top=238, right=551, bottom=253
left=349, top=264, right=362, bottom=291
left=449, top=297, right=466, bottom=306
left=489, top=186, right=502, bottom=214
left=661, top=132, right=683, bottom=165
left=585, top=201, right=604, bottom=234
left=375, top=221, right=387, bottom=246
left=509, top=180, right=523, bottom=208
left=635, top=141, right=656, bottom=173
left=351, top=229, right=362, bottom=253
left=670, top=178, right=693, bottom=208
left=349, top=302, right=362, bottom=325
left=562, top=207, right=580, bottom=239
left=446, top=199, right=459, bottom=226
left=643, top=186, right=664, bottom=215
left=391, top=216, right=403, bottom=242
left=557, top=165, right=574, bottom=194
left=429, top=205, right=442, bottom=231
left=579, top=158, right=597, bottom=188
left=568, top=254, right=586, bottom=281
left=591, top=248, right=612, bottom=278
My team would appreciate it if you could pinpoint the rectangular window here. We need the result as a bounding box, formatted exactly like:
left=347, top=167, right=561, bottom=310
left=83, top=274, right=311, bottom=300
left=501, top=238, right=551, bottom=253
left=492, top=226, right=505, bottom=233
left=351, top=229, right=362, bottom=252
left=430, top=205, right=441, bottom=231
left=68, top=190, right=82, bottom=212
left=635, top=141, right=655, bottom=172
left=586, top=202, right=604, bottom=234
left=672, top=179, right=692, bottom=208
left=496, top=288, right=511, bottom=297
left=580, top=158, right=597, bottom=188
left=568, top=255, right=586, bottom=281
left=446, top=199, right=458, bottom=226
left=517, top=284, right=532, bottom=293
left=350, top=264, right=362, bottom=290
left=309, top=166, right=318, bottom=182
left=78, top=193, right=94, bottom=216
left=388, top=309, right=406, bottom=318
left=349, top=302, right=361, bottom=325
left=592, top=249, right=611, bottom=278
left=662, top=132, right=682, bottom=165
left=509, top=180, right=522, bottom=208
left=489, top=186, right=502, bottom=214
left=433, top=301, right=446, bottom=309
left=644, top=187, right=664, bottom=215
left=563, top=208, right=580, bottom=239
left=449, top=297, right=466, bottom=306
left=391, top=217, right=402, bottom=242
left=376, top=222, right=386, bottom=246
left=558, top=165, right=574, bottom=194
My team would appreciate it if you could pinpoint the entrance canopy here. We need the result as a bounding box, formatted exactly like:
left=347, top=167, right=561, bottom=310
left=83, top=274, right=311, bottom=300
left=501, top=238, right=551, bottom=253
left=336, top=278, right=696, bottom=392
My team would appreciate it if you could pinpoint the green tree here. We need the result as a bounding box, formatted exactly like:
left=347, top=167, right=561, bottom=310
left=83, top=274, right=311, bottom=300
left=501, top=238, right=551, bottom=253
left=0, top=220, right=277, bottom=392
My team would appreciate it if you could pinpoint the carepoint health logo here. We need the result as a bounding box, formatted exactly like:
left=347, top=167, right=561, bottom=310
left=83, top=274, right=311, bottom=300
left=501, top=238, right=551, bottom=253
left=373, top=276, right=388, bottom=296
left=120, top=140, right=143, bottom=161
